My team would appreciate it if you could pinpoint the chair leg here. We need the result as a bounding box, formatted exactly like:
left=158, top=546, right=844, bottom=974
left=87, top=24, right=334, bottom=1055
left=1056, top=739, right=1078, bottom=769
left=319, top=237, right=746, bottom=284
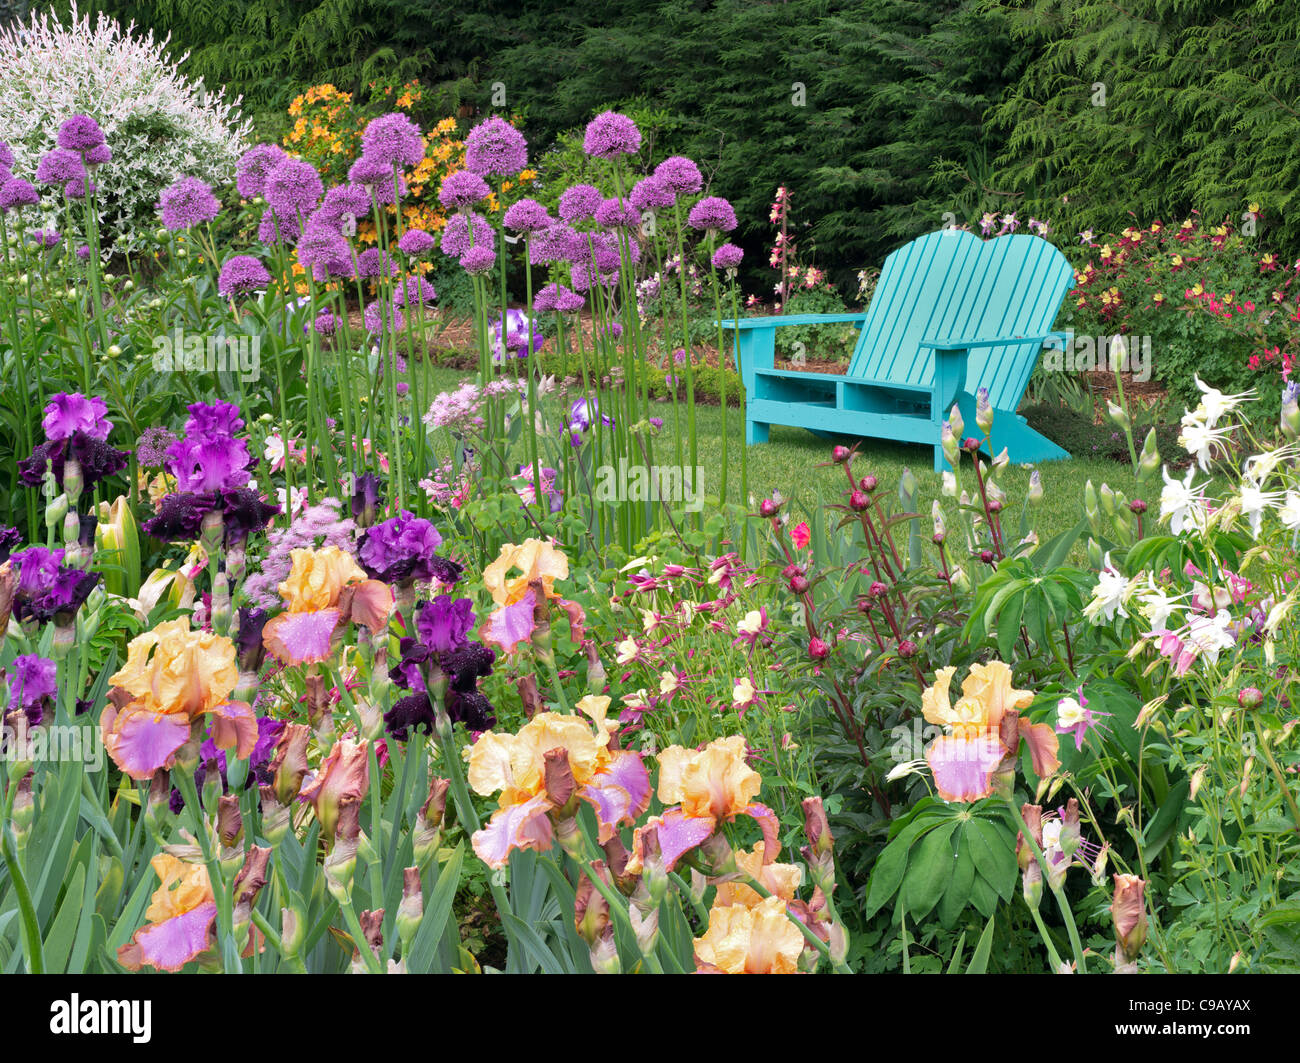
left=746, top=418, right=770, bottom=445
left=933, top=442, right=950, bottom=473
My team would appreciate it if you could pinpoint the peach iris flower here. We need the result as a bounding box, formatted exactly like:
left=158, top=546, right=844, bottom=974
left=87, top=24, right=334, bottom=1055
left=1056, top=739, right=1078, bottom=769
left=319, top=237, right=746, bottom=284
left=478, top=538, right=585, bottom=653
left=694, top=895, right=805, bottom=974
left=262, top=546, right=393, bottom=664
left=628, top=735, right=779, bottom=874
left=102, top=618, right=255, bottom=780
left=466, top=699, right=650, bottom=869
left=921, top=661, right=1059, bottom=802
left=117, top=855, right=218, bottom=971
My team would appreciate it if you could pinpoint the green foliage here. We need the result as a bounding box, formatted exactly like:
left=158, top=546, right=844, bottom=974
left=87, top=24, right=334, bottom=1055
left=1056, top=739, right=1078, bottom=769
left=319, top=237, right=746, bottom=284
left=1021, top=402, right=1180, bottom=467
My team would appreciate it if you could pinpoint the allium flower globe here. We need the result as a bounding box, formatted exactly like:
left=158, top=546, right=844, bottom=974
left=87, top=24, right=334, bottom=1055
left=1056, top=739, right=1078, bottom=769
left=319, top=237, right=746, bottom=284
left=360, top=112, right=425, bottom=168
left=583, top=111, right=641, bottom=158
left=464, top=115, right=528, bottom=176
left=157, top=176, right=221, bottom=230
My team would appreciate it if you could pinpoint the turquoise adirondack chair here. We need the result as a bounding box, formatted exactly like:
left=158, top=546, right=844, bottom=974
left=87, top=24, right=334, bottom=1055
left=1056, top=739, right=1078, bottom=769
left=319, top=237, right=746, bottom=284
left=723, top=229, right=1075, bottom=471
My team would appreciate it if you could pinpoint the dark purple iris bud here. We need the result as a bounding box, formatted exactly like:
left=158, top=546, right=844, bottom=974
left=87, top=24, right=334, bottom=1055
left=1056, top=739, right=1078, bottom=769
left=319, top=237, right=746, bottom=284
left=384, top=691, right=438, bottom=741
left=218, top=487, right=279, bottom=546
left=141, top=491, right=219, bottom=542
left=415, top=596, right=475, bottom=654
left=77, top=512, right=98, bottom=548
left=0, top=526, right=23, bottom=564
left=169, top=787, right=186, bottom=815
left=234, top=606, right=270, bottom=672
left=75, top=697, right=94, bottom=717
left=443, top=642, right=496, bottom=693
left=350, top=472, right=383, bottom=527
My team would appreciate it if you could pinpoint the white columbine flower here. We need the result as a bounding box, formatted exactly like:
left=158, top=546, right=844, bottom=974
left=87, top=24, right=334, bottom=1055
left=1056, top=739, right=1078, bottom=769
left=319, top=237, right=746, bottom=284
left=1136, top=573, right=1187, bottom=633
left=1184, top=610, right=1236, bottom=668
left=1279, top=490, right=1300, bottom=531
left=1178, top=418, right=1234, bottom=472
left=1159, top=464, right=1209, bottom=534
left=1236, top=483, right=1282, bottom=537
left=1191, top=374, right=1252, bottom=428
left=1083, top=552, right=1135, bottom=624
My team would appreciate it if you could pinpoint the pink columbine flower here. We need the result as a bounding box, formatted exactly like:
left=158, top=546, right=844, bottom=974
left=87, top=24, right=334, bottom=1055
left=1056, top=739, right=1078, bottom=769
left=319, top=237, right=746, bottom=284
left=1054, top=687, right=1111, bottom=751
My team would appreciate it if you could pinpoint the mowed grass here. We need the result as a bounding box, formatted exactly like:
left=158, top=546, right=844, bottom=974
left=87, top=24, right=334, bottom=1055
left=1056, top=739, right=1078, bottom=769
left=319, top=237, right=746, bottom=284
left=419, top=365, right=1142, bottom=552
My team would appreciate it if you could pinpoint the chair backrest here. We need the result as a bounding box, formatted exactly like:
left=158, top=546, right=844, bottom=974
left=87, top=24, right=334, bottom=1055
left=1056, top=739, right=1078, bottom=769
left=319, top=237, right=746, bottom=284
left=847, top=230, right=1075, bottom=410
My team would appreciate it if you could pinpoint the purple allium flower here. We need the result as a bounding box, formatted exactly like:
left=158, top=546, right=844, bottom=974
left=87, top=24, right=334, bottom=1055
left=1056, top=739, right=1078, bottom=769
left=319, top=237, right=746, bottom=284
left=62, top=175, right=96, bottom=200
left=0, top=178, right=40, bottom=212
left=347, top=154, right=406, bottom=201
left=688, top=196, right=737, bottom=233
left=76, top=244, right=91, bottom=260
left=357, top=246, right=398, bottom=279
left=257, top=207, right=301, bottom=246
left=42, top=392, right=111, bottom=442
left=529, top=222, right=578, bottom=265
left=349, top=472, right=383, bottom=526
left=83, top=143, right=112, bottom=167
left=236, top=143, right=289, bottom=199
left=491, top=309, right=543, bottom=363
left=217, top=254, right=272, bottom=297
left=398, top=228, right=435, bottom=256
left=7, top=653, right=56, bottom=726
left=358, top=510, right=447, bottom=584
left=361, top=112, right=426, bottom=169
left=595, top=196, right=639, bottom=229
left=654, top=156, right=703, bottom=196
left=393, top=275, right=437, bottom=308
left=439, top=210, right=492, bottom=258
left=438, top=169, right=490, bottom=209
left=135, top=426, right=178, bottom=468
left=459, top=244, right=496, bottom=275
left=311, top=183, right=371, bottom=231
left=558, top=183, right=603, bottom=224
left=295, top=224, right=354, bottom=282
left=464, top=115, right=528, bottom=176
left=583, top=111, right=641, bottom=158
left=415, top=595, right=476, bottom=654
left=364, top=300, right=404, bottom=335
left=264, top=158, right=323, bottom=222
left=629, top=174, right=674, bottom=212
left=534, top=282, right=581, bottom=313
left=35, top=148, right=82, bottom=185
left=30, top=229, right=61, bottom=249
left=57, top=114, right=106, bottom=152
left=712, top=242, right=744, bottom=270
left=158, top=176, right=221, bottom=230
left=571, top=261, right=615, bottom=292
left=502, top=197, right=552, bottom=233
left=313, top=309, right=339, bottom=336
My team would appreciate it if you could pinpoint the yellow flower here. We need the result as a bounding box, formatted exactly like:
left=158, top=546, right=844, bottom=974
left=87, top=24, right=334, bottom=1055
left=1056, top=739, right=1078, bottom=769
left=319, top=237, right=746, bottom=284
left=713, top=843, right=803, bottom=909
left=144, top=854, right=213, bottom=924
left=277, top=546, right=367, bottom=612
left=467, top=711, right=604, bottom=806
left=657, top=735, right=760, bottom=821
left=482, top=538, right=569, bottom=605
left=694, top=895, right=804, bottom=974
left=109, top=617, right=238, bottom=719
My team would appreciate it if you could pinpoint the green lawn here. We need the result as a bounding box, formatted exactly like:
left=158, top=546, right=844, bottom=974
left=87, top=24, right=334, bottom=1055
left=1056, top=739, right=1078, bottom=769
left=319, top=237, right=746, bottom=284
left=419, top=365, right=1143, bottom=550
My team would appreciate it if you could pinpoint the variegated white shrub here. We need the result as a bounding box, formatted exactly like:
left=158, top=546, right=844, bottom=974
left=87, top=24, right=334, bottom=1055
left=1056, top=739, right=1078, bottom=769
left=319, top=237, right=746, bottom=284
left=0, top=2, right=251, bottom=250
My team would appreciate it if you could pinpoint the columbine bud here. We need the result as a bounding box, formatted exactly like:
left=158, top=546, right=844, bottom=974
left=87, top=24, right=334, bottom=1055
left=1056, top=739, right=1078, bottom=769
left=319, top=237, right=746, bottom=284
left=976, top=387, right=994, bottom=433
left=1111, top=873, right=1148, bottom=961
left=1238, top=686, right=1264, bottom=709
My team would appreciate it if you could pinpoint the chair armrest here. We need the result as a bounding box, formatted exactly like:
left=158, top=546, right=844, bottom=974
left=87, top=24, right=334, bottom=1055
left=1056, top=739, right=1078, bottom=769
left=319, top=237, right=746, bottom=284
left=718, top=312, right=868, bottom=330
left=918, top=330, right=1071, bottom=351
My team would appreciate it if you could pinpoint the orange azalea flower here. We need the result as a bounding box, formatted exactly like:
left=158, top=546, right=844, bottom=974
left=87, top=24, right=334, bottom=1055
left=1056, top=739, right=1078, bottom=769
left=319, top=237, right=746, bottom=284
left=694, top=895, right=805, bottom=974
left=103, top=618, right=254, bottom=780
left=466, top=702, right=650, bottom=869
left=921, top=661, right=1059, bottom=803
